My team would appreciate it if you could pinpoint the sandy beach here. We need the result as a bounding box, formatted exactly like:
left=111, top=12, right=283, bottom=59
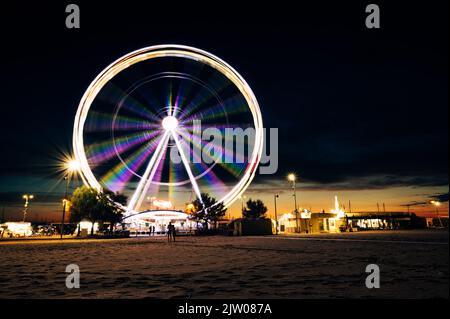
left=0, top=230, right=448, bottom=299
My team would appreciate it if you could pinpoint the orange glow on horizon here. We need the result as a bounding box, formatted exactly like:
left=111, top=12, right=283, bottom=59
left=2, top=183, right=448, bottom=222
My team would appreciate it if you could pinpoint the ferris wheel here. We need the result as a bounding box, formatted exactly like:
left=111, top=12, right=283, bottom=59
left=73, top=45, right=263, bottom=215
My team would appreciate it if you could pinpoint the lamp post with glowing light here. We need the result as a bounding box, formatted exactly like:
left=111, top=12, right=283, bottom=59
left=61, top=160, right=80, bottom=239
left=287, top=173, right=299, bottom=233
left=185, top=203, right=195, bottom=214
left=240, top=195, right=247, bottom=217
left=22, top=194, right=34, bottom=222
left=431, top=201, right=443, bottom=227
left=274, top=194, right=279, bottom=235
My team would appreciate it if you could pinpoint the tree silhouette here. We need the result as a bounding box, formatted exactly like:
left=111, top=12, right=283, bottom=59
left=70, top=186, right=102, bottom=235
left=105, top=190, right=128, bottom=206
left=103, top=190, right=128, bottom=233
left=70, top=187, right=127, bottom=235
left=243, top=199, right=268, bottom=219
left=190, top=193, right=227, bottom=230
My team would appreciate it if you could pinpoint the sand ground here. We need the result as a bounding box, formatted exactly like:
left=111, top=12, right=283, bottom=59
left=0, top=230, right=448, bottom=298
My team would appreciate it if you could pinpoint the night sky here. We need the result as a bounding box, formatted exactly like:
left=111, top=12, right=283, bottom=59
left=0, top=1, right=448, bottom=220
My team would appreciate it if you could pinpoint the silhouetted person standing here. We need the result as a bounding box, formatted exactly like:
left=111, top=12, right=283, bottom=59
left=167, top=222, right=173, bottom=242
left=171, top=224, right=176, bottom=242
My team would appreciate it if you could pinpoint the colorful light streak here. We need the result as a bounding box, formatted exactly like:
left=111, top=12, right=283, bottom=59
left=127, top=131, right=171, bottom=212
left=100, top=137, right=161, bottom=192
left=180, top=94, right=247, bottom=124
left=86, top=130, right=160, bottom=166
left=84, top=111, right=157, bottom=133
left=176, top=128, right=244, bottom=178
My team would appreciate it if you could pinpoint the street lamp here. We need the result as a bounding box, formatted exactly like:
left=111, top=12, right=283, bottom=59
left=240, top=195, right=247, bottom=217
left=22, top=194, right=34, bottom=222
left=431, top=201, right=443, bottom=227
left=287, top=173, right=299, bottom=233
left=61, top=159, right=80, bottom=239
left=67, top=160, right=80, bottom=172
left=274, top=194, right=279, bottom=235
left=185, top=203, right=195, bottom=214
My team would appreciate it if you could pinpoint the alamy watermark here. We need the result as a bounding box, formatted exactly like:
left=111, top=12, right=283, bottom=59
left=365, top=4, right=380, bottom=29
left=163, top=120, right=278, bottom=175
left=365, top=264, right=380, bottom=289
left=65, top=263, right=80, bottom=289
left=65, top=4, right=80, bottom=29
left=65, top=4, right=380, bottom=30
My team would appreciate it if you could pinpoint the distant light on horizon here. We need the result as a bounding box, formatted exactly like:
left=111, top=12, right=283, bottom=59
left=431, top=200, right=441, bottom=207
left=287, top=173, right=296, bottom=182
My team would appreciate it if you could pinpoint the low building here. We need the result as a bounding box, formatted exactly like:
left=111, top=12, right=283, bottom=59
left=278, top=212, right=344, bottom=234
left=228, top=218, right=273, bottom=236
left=277, top=211, right=448, bottom=234
left=0, top=222, right=33, bottom=238
left=123, top=210, right=196, bottom=235
left=343, top=212, right=449, bottom=230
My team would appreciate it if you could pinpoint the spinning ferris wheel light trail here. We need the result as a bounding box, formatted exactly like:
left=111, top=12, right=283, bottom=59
left=170, top=126, right=205, bottom=208
left=73, top=45, right=264, bottom=216
left=127, top=130, right=170, bottom=213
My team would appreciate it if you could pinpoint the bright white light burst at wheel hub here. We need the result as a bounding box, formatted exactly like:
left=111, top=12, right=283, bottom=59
left=73, top=45, right=264, bottom=215
left=162, top=115, right=178, bottom=131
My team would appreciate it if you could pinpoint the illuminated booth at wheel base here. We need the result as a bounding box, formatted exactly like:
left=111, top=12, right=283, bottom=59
left=123, top=210, right=196, bottom=235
